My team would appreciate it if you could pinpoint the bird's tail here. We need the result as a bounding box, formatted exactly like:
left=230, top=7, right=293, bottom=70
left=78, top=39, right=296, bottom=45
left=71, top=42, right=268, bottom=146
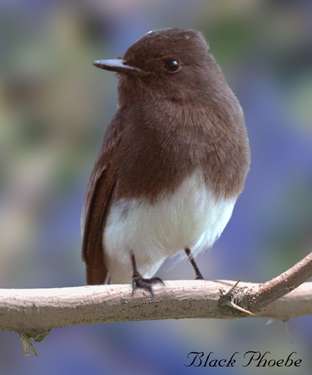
left=86, top=264, right=109, bottom=285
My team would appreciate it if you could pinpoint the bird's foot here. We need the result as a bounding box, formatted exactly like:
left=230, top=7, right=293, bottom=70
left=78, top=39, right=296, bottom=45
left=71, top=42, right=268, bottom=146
left=132, top=274, right=164, bottom=297
left=195, top=274, right=204, bottom=280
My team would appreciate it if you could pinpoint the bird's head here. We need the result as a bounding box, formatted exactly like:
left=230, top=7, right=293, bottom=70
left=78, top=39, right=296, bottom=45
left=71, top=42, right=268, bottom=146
left=94, top=28, right=227, bottom=105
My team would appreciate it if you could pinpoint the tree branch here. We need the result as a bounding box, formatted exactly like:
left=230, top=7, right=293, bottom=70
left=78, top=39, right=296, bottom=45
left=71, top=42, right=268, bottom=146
left=0, top=252, right=311, bottom=334
left=244, top=251, right=312, bottom=312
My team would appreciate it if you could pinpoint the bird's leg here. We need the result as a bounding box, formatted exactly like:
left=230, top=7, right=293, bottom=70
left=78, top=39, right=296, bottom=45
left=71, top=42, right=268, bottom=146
left=130, top=252, right=164, bottom=297
left=185, top=248, right=204, bottom=280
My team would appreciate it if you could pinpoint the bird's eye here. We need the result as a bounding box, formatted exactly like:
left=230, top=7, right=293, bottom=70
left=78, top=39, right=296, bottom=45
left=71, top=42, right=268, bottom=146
left=163, top=58, right=181, bottom=73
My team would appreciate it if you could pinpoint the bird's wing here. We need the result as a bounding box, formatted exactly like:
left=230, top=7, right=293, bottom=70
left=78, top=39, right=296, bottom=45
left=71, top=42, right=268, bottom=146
left=81, top=119, right=121, bottom=285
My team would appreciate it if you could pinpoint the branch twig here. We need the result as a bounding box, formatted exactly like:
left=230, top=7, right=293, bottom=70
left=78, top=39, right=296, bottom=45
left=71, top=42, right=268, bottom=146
left=247, top=252, right=312, bottom=311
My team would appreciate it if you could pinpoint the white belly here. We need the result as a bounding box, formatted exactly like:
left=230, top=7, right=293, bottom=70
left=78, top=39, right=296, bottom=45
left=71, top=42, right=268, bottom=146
left=104, top=170, right=236, bottom=282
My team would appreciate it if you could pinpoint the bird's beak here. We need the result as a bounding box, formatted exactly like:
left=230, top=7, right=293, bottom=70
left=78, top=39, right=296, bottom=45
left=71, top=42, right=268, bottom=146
left=93, top=59, right=142, bottom=74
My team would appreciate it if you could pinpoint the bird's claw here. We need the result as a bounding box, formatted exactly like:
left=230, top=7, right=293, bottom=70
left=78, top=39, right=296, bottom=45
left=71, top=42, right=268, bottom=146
left=132, top=276, right=164, bottom=297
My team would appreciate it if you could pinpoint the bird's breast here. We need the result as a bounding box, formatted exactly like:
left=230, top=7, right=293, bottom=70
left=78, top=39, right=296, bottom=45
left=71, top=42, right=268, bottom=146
left=103, top=170, right=236, bottom=281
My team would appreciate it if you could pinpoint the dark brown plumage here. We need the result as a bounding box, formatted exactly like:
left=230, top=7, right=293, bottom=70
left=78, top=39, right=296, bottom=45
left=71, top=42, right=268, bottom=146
left=82, top=28, right=250, bottom=286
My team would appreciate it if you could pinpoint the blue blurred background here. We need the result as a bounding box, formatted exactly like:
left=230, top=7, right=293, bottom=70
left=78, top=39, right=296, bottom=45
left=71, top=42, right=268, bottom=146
left=0, top=1, right=312, bottom=374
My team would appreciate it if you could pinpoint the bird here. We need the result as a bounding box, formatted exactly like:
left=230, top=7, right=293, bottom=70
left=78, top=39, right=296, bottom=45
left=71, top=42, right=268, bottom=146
left=82, top=28, right=250, bottom=294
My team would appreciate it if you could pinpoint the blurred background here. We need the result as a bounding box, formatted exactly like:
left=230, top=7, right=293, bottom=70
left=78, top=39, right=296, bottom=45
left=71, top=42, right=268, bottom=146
left=0, top=0, right=312, bottom=374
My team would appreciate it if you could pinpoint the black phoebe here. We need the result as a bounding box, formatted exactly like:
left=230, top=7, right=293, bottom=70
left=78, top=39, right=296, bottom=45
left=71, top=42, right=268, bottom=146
left=82, top=28, right=250, bottom=294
